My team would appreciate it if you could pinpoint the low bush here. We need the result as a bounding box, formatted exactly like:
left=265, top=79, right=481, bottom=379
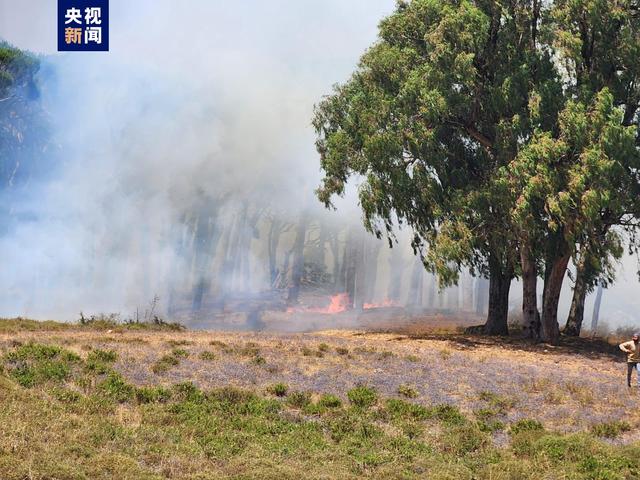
left=266, top=383, right=288, bottom=397
left=347, top=386, right=378, bottom=409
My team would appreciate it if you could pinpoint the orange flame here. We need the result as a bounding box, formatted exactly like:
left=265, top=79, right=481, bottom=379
left=363, top=298, right=399, bottom=310
left=287, top=293, right=351, bottom=314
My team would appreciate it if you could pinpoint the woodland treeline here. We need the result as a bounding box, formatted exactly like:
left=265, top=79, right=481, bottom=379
left=165, top=200, right=490, bottom=315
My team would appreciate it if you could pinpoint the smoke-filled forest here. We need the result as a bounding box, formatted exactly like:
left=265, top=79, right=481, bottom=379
left=3, top=1, right=640, bottom=479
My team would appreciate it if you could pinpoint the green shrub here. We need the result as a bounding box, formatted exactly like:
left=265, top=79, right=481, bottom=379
left=477, top=419, right=505, bottom=433
left=441, top=424, right=489, bottom=455
left=591, top=421, right=631, bottom=439
left=210, top=385, right=253, bottom=405
left=152, top=354, right=179, bottom=374
left=318, top=394, right=342, bottom=409
left=385, top=399, right=430, bottom=420
left=266, top=383, right=288, bottom=397
left=510, top=419, right=544, bottom=435
left=431, top=404, right=466, bottom=425
left=87, top=349, right=117, bottom=363
left=347, top=386, right=378, bottom=409
left=171, top=348, right=189, bottom=358
left=287, top=391, right=311, bottom=409
left=7, top=343, right=64, bottom=361
left=318, top=343, right=330, bottom=352
left=199, top=351, right=216, bottom=361
left=5, top=343, right=79, bottom=387
left=336, top=347, right=349, bottom=356
left=135, top=386, right=172, bottom=404
left=98, top=373, right=134, bottom=403
left=53, top=387, right=82, bottom=404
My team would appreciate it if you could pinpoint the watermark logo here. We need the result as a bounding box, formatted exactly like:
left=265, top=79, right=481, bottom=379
left=58, top=0, right=109, bottom=51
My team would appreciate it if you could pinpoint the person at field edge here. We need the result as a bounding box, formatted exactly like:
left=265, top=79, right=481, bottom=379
left=619, top=333, right=640, bottom=387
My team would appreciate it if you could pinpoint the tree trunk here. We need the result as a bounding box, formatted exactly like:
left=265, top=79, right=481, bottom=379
left=287, top=214, right=308, bottom=303
left=363, top=240, right=381, bottom=305
left=591, top=282, right=604, bottom=333
left=541, top=253, right=570, bottom=344
left=344, top=229, right=358, bottom=309
left=564, top=254, right=588, bottom=337
left=353, top=231, right=366, bottom=310
left=520, top=238, right=540, bottom=340
left=483, top=255, right=513, bottom=336
left=426, top=274, right=437, bottom=309
left=191, top=205, right=222, bottom=313
left=267, top=218, right=282, bottom=287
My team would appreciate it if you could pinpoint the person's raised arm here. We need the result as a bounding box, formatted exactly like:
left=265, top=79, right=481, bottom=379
left=620, top=341, right=634, bottom=353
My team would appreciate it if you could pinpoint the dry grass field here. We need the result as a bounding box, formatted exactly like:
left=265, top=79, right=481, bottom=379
left=1, top=316, right=639, bottom=479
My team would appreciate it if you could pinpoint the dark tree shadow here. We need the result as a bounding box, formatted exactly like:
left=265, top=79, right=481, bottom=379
left=355, top=328, right=625, bottom=363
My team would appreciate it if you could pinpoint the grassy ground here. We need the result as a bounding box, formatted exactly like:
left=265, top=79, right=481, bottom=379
left=1, top=318, right=639, bottom=479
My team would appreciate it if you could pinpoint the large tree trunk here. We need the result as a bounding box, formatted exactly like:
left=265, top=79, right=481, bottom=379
left=541, top=251, right=570, bottom=344
left=484, top=254, right=513, bottom=336
left=564, top=254, right=589, bottom=337
left=591, top=282, right=604, bottom=333
left=520, top=237, right=540, bottom=340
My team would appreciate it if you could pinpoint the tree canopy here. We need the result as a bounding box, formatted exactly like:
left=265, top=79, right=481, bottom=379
left=313, top=0, right=640, bottom=343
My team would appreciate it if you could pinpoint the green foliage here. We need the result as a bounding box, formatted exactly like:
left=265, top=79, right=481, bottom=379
left=171, top=348, right=189, bottom=358
left=4, top=343, right=80, bottom=387
left=98, top=373, right=134, bottom=403
left=317, top=393, right=342, bottom=409
left=151, top=354, right=180, bottom=374
left=286, top=391, right=311, bottom=409
left=511, top=419, right=544, bottom=435
left=312, top=0, right=640, bottom=339
left=135, top=386, right=172, bottom=404
left=87, top=349, right=117, bottom=363
left=431, top=404, right=466, bottom=426
left=266, top=383, right=288, bottom=397
left=347, top=386, right=378, bottom=409
left=591, top=421, right=632, bottom=439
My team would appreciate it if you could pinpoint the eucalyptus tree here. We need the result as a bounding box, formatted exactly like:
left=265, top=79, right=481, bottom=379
left=313, top=0, right=558, bottom=334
